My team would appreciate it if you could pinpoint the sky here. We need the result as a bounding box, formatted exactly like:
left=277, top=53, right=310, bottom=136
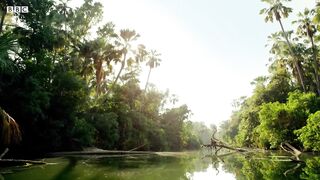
left=70, top=0, right=315, bottom=126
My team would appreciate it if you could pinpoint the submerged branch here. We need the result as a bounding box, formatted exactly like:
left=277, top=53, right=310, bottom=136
left=284, top=163, right=302, bottom=177
left=201, top=137, right=247, bottom=155
left=129, top=144, right=146, bottom=151
left=0, top=148, right=9, bottom=159
left=280, top=142, right=302, bottom=162
left=0, top=159, right=46, bottom=166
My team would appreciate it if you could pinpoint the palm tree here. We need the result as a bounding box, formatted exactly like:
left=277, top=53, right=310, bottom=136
left=294, top=9, right=320, bottom=95
left=0, top=4, right=21, bottom=157
left=104, top=29, right=140, bottom=98
left=261, top=0, right=306, bottom=92
left=144, top=50, right=161, bottom=91
left=0, top=31, right=17, bottom=73
left=77, top=39, right=116, bottom=95
left=0, top=108, right=21, bottom=158
left=0, top=0, right=9, bottom=34
left=76, top=23, right=120, bottom=96
left=267, top=32, right=303, bottom=86
left=91, top=39, right=107, bottom=96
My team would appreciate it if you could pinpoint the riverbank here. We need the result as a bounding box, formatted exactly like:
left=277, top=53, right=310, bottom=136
left=47, top=147, right=197, bottom=157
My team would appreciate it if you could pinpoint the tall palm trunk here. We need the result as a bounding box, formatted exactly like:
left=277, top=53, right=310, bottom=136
left=94, top=58, right=103, bottom=96
left=0, top=10, right=7, bottom=34
left=144, top=67, right=152, bottom=91
left=278, top=19, right=306, bottom=92
left=309, top=36, right=320, bottom=95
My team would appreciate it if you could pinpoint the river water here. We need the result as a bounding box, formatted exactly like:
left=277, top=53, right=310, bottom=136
left=1, top=151, right=320, bottom=180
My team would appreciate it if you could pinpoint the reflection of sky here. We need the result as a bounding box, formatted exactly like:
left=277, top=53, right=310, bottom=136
left=187, top=164, right=235, bottom=180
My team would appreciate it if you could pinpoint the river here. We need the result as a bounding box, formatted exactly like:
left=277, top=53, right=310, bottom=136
left=1, top=151, right=320, bottom=179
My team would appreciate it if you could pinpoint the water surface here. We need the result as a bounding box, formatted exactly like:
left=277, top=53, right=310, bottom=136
left=1, top=151, right=320, bottom=180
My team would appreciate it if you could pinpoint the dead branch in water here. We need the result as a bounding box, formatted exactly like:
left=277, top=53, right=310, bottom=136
left=280, top=142, right=303, bottom=162
left=0, top=148, right=9, bottom=159
left=129, top=143, right=146, bottom=151
left=201, top=136, right=247, bottom=155
left=0, top=159, right=46, bottom=166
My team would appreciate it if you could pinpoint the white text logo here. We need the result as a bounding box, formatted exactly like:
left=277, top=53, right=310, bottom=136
left=6, top=6, right=29, bottom=14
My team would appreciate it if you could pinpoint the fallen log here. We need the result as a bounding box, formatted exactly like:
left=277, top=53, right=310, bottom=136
left=201, top=137, right=247, bottom=155
left=129, top=144, right=146, bottom=151
left=217, top=144, right=246, bottom=152
left=280, top=142, right=303, bottom=162
left=280, top=142, right=301, bottom=157
left=0, top=159, right=46, bottom=167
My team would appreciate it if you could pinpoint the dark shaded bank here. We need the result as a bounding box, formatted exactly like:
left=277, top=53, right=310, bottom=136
left=48, top=150, right=157, bottom=157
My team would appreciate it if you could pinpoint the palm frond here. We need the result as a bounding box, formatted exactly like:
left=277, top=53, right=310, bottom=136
left=0, top=108, right=22, bottom=146
left=0, top=32, right=17, bottom=72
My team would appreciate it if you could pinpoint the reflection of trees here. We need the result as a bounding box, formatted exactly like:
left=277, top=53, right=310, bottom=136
left=217, top=152, right=309, bottom=180
left=220, top=153, right=262, bottom=180
left=300, top=157, right=320, bottom=179
left=201, top=152, right=238, bottom=175
left=82, top=154, right=212, bottom=180
left=3, top=153, right=320, bottom=179
left=260, top=160, right=303, bottom=180
left=52, top=157, right=78, bottom=180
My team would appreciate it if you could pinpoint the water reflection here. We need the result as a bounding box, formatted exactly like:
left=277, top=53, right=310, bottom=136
left=1, top=152, right=320, bottom=180
left=188, top=164, right=235, bottom=180
left=300, top=157, right=320, bottom=179
left=208, top=152, right=320, bottom=180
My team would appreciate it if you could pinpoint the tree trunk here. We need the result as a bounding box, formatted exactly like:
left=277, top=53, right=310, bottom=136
left=94, top=58, right=103, bottom=96
left=201, top=137, right=247, bottom=154
left=144, top=67, right=152, bottom=91
left=0, top=159, right=47, bottom=165
left=104, top=52, right=127, bottom=101
left=0, top=9, right=7, bottom=34
left=278, top=19, right=306, bottom=92
left=310, top=36, right=320, bottom=95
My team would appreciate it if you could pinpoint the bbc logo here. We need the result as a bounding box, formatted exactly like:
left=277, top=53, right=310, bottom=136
left=6, top=6, right=29, bottom=14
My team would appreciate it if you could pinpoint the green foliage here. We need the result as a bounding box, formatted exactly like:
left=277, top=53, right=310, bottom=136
left=89, top=112, right=119, bottom=149
left=300, top=157, right=320, bottom=179
left=51, top=72, right=89, bottom=113
left=256, top=91, right=319, bottom=148
left=0, top=32, right=17, bottom=73
left=190, top=122, right=214, bottom=144
left=220, top=1, right=320, bottom=151
left=182, top=121, right=201, bottom=149
left=295, top=111, right=320, bottom=151
left=256, top=102, right=290, bottom=148
left=220, top=112, right=240, bottom=144
left=161, top=105, right=191, bottom=151
left=235, top=107, right=260, bottom=147
left=72, top=118, right=95, bottom=146
left=221, top=152, right=310, bottom=180
left=260, top=0, right=292, bottom=23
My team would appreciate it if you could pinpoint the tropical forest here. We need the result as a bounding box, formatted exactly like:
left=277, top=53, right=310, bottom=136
left=1, top=0, right=320, bottom=179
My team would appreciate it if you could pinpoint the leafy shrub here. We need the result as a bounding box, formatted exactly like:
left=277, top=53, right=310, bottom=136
left=295, top=111, right=320, bottom=151
left=72, top=118, right=95, bottom=146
